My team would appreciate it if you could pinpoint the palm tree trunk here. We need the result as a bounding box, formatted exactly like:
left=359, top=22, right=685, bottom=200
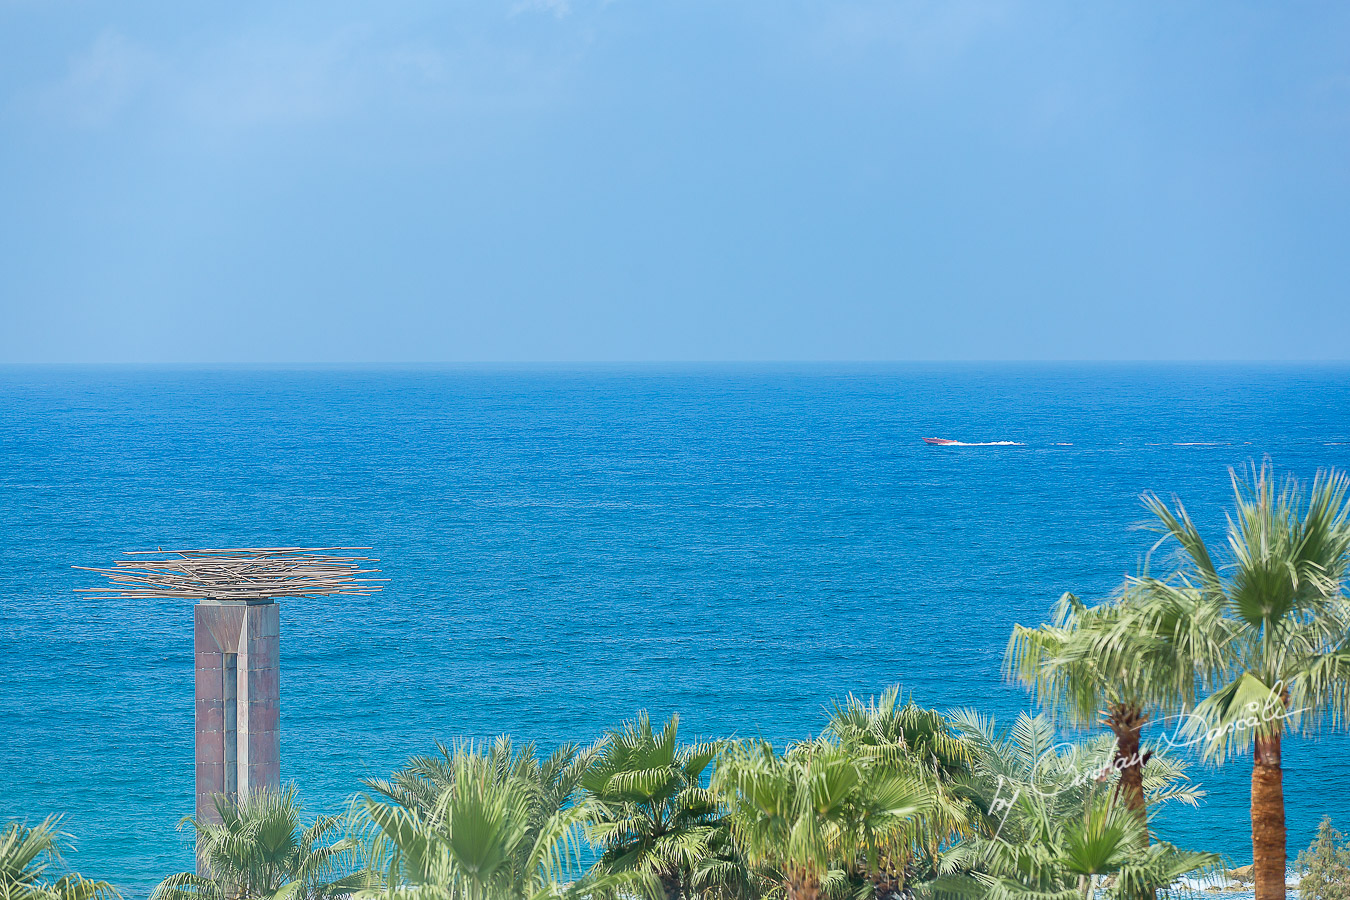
left=1251, top=731, right=1286, bottom=900
left=870, top=851, right=904, bottom=900
left=786, top=869, right=821, bottom=900
left=658, top=868, right=683, bottom=900
left=1104, top=706, right=1151, bottom=836
left=1106, top=705, right=1155, bottom=900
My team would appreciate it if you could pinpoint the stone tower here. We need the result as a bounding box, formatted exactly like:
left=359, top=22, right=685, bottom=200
left=194, top=599, right=281, bottom=825
left=76, top=548, right=382, bottom=874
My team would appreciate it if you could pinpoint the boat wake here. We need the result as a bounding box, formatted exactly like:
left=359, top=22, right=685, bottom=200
left=923, top=438, right=1024, bottom=447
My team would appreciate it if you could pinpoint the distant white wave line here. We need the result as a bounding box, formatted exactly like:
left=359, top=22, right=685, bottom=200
left=937, top=441, right=1272, bottom=447
left=932, top=440, right=1320, bottom=447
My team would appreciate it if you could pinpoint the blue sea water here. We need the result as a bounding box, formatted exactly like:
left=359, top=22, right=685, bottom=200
left=1, top=364, right=1349, bottom=894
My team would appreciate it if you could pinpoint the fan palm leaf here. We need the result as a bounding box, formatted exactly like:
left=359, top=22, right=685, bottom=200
left=0, top=819, right=118, bottom=900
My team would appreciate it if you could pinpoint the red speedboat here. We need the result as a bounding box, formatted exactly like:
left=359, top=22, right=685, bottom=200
left=923, top=437, right=962, bottom=445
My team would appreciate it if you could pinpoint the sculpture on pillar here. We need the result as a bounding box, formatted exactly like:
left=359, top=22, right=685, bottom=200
left=76, top=548, right=382, bottom=872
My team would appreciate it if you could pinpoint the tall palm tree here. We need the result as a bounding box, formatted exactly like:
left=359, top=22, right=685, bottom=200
left=1140, top=463, right=1350, bottom=900
left=1, top=818, right=119, bottom=900
left=711, top=740, right=929, bottom=900
left=152, top=789, right=367, bottom=900
left=1005, top=588, right=1226, bottom=830
left=581, top=713, right=722, bottom=900
left=356, top=740, right=641, bottom=900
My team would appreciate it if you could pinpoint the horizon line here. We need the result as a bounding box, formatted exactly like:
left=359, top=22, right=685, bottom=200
left=3, top=359, right=1350, bottom=368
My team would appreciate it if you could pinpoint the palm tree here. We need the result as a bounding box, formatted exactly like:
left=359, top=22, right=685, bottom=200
left=1005, top=587, right=1225, bottom=831
left=936, top=710, right=1215, bottom=900
left=824, top=688, right=977, bottom=897
left=686, top=826, right=757, bottom=900
left=970, top=793, right=1215, bottom=900
left=152, top=788, right=366, bottom=900
left=356, top=740, right=641, bottom=900
left=364, top=735, right=601, bottom=861
left=825, top=687, right=972, bottom=779
left=1, top=817, right=119, bottom=900
left=581, top=713, right=722, bottom=900
left=1142, top=463, right=1350, bottom=900
left=711, top=740, right=929, bottom=900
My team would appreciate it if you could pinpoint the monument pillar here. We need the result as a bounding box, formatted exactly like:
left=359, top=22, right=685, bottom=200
left=76, top=547, right=381, bottom=877
left=193, top=600, right=281, bottom=833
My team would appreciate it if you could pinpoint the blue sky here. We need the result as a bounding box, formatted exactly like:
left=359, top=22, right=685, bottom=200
left=2, top=1, right=1348, bottom=363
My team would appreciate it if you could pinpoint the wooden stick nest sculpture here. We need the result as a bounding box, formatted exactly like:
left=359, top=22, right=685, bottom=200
left=75, top=548, right=384, bottom=600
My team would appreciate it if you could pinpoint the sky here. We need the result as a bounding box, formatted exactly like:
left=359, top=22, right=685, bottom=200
left=1, top=1, right=1348, bottom=363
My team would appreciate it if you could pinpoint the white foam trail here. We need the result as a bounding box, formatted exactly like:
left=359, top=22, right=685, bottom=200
left=939, top=441, right=1024, bottom=446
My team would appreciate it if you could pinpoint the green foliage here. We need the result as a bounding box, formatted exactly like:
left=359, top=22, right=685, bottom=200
left=364, top=735, right=601, bottom=862
left=1297, top=818, right=1350, bottom=900
left=1005, top=582, right=1230, bottom=732
left=1141, top=463, right=1350, bottom=757
left=25, top=697, right=1225, bottom=900
left=824, top=688, right=979, bottom=894
left=0, top=818, right=118, bottom=900
left=1005, top=580, right=1230, bottom=854
left=826, top=688, right=973, bottom=778
left=930, top=711, right=1216, bottom=900
left=712, top=739, right=930, bottom=900
left=151, top=787, right=367, bottom=900
left=355, top=739, right=643, bottom=900
left=582, top=713, right=724, bottom=900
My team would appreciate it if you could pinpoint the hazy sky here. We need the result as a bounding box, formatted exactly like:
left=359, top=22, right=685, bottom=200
left=2, top=1, right=1348, bottom=363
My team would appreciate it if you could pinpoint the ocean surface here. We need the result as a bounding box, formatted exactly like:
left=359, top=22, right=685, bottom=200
left=2, top=364, right=1349, bottom=894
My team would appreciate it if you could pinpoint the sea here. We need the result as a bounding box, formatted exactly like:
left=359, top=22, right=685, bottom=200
left=1, top=364, right=1348, bottom=895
